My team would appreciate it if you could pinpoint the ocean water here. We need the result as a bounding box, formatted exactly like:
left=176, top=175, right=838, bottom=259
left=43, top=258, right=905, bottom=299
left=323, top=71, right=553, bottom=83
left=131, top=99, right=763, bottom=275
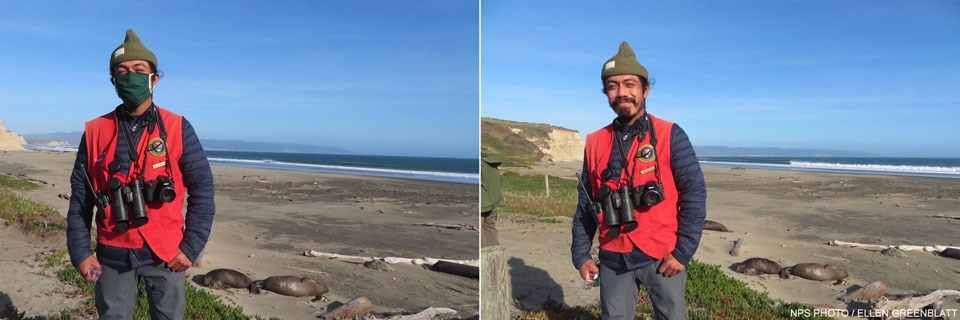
left=24, top=146, right=478, bottom=184
left=699, top=156, right=960, bottom=179
left=206, top=150, right=478, bottom=184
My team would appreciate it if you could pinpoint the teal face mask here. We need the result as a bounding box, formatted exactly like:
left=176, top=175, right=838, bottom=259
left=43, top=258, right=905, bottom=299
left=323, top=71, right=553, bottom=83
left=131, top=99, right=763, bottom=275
left=112, top=72, right=154, bottom=107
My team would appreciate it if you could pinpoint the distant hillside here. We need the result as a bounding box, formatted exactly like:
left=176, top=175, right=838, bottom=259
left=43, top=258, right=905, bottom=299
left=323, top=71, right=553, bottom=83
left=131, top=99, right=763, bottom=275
left=23, top=131, right=81, bottom=146
left=694, top=146, right=872, bottom=157
left=0, top=120, right=27, bottom=151
left=481, top=117, right=583, bottom=165
left=23, top=131, right=350, bottom=154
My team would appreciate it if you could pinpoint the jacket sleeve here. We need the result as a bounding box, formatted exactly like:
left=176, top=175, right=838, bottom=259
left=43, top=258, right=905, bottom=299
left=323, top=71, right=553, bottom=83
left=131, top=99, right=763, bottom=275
left=571, top=158, right=597, bottom=270
left=66, top=134, right=95, bottom=267
left=177, top=118, right=216, bottom=262
left=669, top=124, right=707, bottom=266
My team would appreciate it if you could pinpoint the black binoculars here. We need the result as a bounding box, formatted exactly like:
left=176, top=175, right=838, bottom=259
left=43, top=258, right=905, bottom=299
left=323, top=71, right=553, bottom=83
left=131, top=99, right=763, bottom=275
left=597, top=171, right=666, bottom=236
left=107, top=176, right=177, bottom=233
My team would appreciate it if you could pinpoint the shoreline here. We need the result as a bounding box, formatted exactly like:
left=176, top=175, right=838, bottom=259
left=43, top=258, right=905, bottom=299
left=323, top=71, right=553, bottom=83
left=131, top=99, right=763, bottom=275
left=21, top=147, right=479, bottom=185
left=0, top=150, right=480, bottom=319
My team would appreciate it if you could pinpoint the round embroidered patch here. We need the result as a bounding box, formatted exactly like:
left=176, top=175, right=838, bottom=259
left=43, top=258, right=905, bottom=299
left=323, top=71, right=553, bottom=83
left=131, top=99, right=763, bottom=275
left=148, top=137, right=167, bottom=157
left=637, top=144, right=656, bottom=163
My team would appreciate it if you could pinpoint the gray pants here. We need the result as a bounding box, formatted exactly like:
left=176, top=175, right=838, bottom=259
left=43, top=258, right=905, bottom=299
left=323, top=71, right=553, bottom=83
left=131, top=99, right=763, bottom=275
left=96, top=261, right=185, bottom=320
left=599, top=260, right=686, bottom=320
left=481, top=209, right=499, bottom=247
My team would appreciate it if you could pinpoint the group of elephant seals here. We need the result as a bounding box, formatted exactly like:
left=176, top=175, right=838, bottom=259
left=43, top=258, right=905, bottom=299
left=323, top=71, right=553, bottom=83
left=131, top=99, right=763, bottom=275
left=732, top=257, right=782, bottom=276
left=780, top=263, right=849, bottom=285
left=202, top=269, right=260, bottom=294
left=254, top=276, right=330, bottom=301
left=703, top=220, right=732, bottom=232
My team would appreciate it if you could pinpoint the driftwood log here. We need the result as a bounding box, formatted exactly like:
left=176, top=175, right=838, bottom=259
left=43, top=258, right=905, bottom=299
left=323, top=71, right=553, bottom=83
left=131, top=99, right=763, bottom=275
left=872, top=290, right=960, bottom=319
left=414, top=222, right=477, bottom=231
left=827, top=240, right=960, bottom=252
left=840, top=281, right=886, bottom=303
left=926, top=214, right=960, bottom=220
left=431, top=261, right=479, bottom=279
left=303, top=250, right=478, bottom=267
left=319, top=297, right=373, bottom=320
left=729, top=235, right=746, bottom=256
left=386, top=307, right=457, bottom=320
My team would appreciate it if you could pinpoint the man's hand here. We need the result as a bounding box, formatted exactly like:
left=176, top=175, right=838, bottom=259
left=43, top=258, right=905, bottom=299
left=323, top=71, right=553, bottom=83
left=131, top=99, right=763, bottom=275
left=657, top=253, right=685, bottom=277
left=578, top=259, right=600, bottom=282
left=166, top=250, right=193, bottom=272
left=77, top=255, right=102, bottom=282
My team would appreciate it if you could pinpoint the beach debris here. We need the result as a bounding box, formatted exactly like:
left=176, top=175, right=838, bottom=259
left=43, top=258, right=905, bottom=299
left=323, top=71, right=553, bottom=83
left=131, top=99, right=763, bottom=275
left=840, top=280, right=887, bottom=303
left=284, top=265, right=329, bottom=276
left=431, top=260, right=479, bottom=279
left=729, top=234, right=747, bottom=256
left=939, top=248, right=960, bottom=260
left=881, top=247, right=908, bottom=258
left=871, top=289, right=960, bottom=320
left=385, top=307, right=457, bottom=320
left=364, top=259, right=394, bottom=272
left=703, top=220, right=732, bottom=232
left=302, top=250, right=478, bottom=267
left=378, top=209, right=385, bottom=214
left=202, top=269, right=260, bottom=294
left=58, top=193, right=70, bottom=200
left=827, top=240, right=960, bottom=254
left=732, top=257, right=781, bottom=276
left=780, top=263, right=849, bottom=285
left=926, top=214, right=960, bottom=220
left=414, top=222, right=478, bottom=231
left=319, top=297, right=373, bottom=320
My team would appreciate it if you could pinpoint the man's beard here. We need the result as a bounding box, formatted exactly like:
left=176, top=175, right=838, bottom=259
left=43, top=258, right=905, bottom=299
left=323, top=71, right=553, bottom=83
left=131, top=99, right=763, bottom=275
left=610, top=97, right=644, bottom=118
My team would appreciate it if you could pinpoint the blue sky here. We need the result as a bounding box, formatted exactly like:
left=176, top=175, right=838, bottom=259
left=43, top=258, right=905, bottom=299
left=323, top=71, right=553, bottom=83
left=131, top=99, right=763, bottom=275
left=0, top=1, right=478, bottom=159
left=482, top=0, right=960, bottom=157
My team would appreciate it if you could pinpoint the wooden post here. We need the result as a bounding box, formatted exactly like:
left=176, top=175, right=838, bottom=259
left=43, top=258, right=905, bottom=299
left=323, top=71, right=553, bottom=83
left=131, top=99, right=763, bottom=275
left=544, top=175, right=550, bottom=197
left=481, top=246, right=509, bottom=320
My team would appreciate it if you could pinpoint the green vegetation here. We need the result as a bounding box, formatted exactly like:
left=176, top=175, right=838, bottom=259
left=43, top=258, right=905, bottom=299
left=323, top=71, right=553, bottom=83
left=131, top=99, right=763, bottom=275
left=0, top=174, right=279, bottom=320
left=0, top=174, right=63, bottom=232
left=518, top=261, right=830, bottom=320
left=500, top=172, right=579, bottom=217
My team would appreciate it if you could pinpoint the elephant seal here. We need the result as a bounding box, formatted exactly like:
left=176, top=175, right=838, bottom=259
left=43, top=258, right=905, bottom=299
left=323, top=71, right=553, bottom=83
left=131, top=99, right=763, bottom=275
left=703, top=220, right=732, bottom=232
left=254, top=276, right=329, bottom=300
left=732, top=257, right=781, bottom=276
left=202, top=269, right=260, bottom=294
left=780, top=263, right=849, bottom=285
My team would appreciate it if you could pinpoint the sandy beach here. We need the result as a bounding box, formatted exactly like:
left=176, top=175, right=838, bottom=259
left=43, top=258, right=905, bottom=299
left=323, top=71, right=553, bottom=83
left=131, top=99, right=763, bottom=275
left=0, top=150, right=479, bottom=319
left=500, top=162, right=960, bottom=317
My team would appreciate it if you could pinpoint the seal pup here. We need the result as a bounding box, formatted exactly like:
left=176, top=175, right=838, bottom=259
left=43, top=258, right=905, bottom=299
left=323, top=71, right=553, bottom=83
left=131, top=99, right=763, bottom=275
left=732, top=257, right=781, bottom=276
left=202, top=269, right=260, bottom=293
left=254, top=275, right=329, bottom=301
left=780, top=263, right=849, bottom=285
left=703, top=220, right=732, bottom=232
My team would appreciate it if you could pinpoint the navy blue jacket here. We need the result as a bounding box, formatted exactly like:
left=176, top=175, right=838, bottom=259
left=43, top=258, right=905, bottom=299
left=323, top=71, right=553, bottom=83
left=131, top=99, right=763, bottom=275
left=66, top=105, right=215, bottom=270
left=571, top=117, right=707, bottom=271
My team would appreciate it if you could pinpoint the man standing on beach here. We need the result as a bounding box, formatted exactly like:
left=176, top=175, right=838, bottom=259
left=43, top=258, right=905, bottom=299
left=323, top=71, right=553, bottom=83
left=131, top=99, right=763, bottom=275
left=571, top=41, right=707, bottom=320
left=65, top=29, right=215, bottom=319
left=480, top=152, right=503, bottom=247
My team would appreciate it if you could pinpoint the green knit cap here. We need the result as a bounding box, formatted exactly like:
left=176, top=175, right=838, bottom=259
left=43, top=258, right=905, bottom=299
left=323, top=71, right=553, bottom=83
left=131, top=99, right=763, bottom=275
left=601, top=41, right=648, bottom=80
left=109, top=29, right=157, bottom=72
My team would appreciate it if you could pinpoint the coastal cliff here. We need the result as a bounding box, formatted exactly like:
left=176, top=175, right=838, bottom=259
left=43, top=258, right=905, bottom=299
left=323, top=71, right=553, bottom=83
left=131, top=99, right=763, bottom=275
left=0, top=120, right=27, bottom=151
left=481, top=117, right=584, bottom=164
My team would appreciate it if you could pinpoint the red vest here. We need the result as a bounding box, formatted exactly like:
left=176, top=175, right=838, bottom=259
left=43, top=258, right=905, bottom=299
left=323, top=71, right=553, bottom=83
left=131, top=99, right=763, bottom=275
left=585, top=114, right=679, bottom=259
left=85, top=106, right=186, bottom=263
